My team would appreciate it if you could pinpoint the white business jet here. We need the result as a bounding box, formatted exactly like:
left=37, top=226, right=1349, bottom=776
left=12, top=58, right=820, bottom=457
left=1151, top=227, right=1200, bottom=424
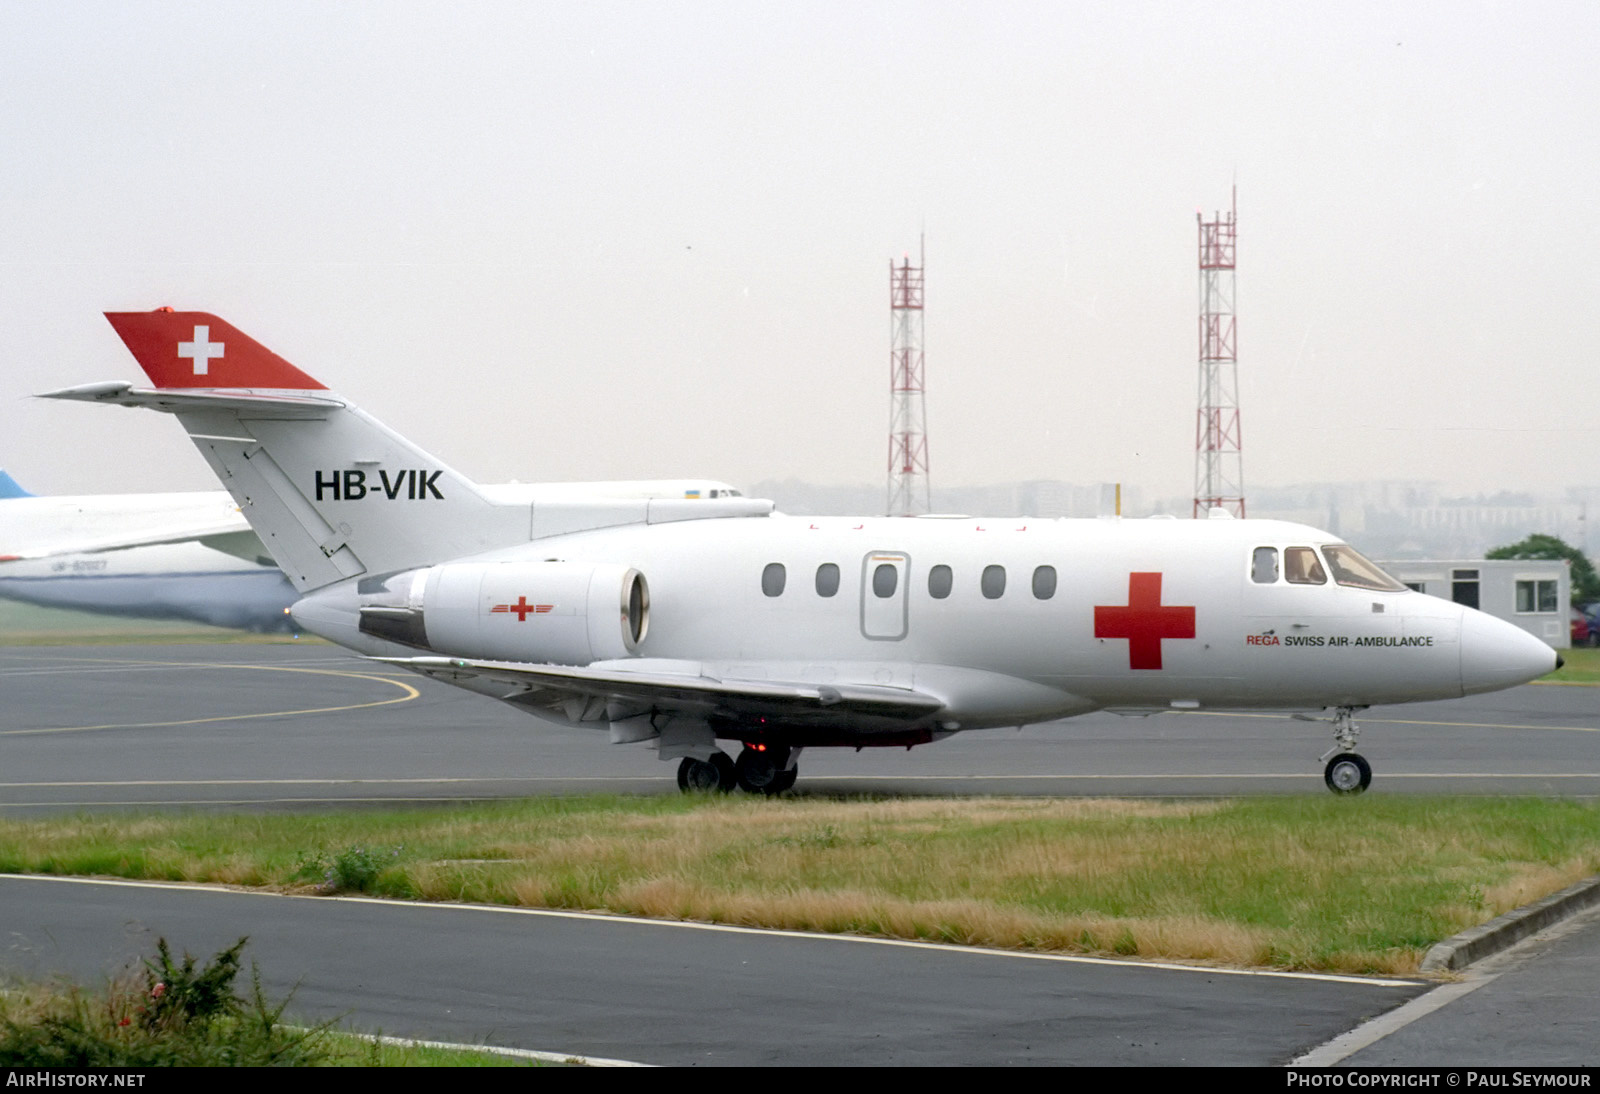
left=41, top=310, right=1560, bottom=795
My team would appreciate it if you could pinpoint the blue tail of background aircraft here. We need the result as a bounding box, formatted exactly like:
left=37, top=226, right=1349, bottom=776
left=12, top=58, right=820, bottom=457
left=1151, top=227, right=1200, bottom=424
left=0, top=470, right=33, bottom=499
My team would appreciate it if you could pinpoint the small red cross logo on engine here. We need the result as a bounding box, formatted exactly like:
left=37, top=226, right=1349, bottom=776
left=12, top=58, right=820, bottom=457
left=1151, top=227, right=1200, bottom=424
left=1094, top=572, right=1196, bottom=670
left=491, top=596, right=552, bottom=621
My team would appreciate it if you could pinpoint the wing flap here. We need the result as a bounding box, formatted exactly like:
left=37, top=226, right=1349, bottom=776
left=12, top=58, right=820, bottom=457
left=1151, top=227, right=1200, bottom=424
left=378, top=655, right=946, bottom=725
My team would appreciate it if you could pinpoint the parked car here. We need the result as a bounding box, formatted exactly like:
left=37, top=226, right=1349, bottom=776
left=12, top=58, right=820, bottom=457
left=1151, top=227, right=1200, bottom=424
left=1574, top=607, right=1595, bottom=647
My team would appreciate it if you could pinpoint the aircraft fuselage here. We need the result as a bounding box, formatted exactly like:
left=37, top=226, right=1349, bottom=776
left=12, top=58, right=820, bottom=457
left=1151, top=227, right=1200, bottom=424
left=294, top=513, right=1554, bottom=737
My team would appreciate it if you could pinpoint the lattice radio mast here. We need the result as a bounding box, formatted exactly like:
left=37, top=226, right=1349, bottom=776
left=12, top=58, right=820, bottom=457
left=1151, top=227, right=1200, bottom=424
left=888, top=239, right=930, bottom=516
left=1194, top=188, right=1245, bottom=518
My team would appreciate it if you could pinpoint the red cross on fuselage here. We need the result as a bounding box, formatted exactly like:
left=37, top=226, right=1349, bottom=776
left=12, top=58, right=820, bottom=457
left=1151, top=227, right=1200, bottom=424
left=508, top=596, right=535, bottom=622
left=1094, top=572, right=1196, bottom=670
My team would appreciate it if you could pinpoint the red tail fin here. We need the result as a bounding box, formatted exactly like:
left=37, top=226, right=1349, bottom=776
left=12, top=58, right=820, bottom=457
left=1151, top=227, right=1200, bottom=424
left=104, top=309, right=326, bottom=390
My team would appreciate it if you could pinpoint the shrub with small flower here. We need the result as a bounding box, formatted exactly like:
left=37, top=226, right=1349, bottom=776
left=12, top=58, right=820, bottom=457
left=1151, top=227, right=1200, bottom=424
left=0, top=938, right=329, bottom=1066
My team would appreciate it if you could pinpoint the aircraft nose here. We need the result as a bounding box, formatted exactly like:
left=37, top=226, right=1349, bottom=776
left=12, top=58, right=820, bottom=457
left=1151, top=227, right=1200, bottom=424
left=1459, top=607, right=1560, bottom=695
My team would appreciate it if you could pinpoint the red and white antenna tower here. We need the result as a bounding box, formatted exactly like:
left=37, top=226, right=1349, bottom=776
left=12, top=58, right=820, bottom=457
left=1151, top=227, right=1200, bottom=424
left=1193, top=187, right=1245, bottom=518
left=888, top=238, right=930, bottom=516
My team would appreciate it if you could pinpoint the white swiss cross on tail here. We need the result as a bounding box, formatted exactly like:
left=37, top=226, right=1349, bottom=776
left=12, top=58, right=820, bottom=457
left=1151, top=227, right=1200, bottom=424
left=177, top=325, right=225, bottom=376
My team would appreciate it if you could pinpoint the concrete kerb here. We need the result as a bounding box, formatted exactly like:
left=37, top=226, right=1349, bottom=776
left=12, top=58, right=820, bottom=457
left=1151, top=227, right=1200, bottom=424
left=1421, top=875, right=1600, bottom=972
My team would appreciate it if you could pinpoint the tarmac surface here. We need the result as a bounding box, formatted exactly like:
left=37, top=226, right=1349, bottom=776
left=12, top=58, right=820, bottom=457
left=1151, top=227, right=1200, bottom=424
left=1, top=641, right=1597, bottom=1065
left=0, top=873, right=1426, bottom=1066
left=1, top=642, right=1597, bottom=807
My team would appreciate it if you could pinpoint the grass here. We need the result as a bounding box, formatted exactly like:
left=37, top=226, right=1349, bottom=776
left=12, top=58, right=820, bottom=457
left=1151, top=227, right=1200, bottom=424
left=1543, top=645, right=1600, bottom=685
left=0, top=938, right=326, bottom=1066
left=0, top=941, right=551, bottom=1067
left=3, top=795, right=1598, bottom=976
left=321, top=1036, right=559, bottom=1066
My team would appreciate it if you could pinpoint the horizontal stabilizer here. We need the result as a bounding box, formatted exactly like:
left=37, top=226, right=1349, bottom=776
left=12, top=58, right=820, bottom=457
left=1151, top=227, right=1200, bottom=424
left=37, top=382, right=343, bottom=415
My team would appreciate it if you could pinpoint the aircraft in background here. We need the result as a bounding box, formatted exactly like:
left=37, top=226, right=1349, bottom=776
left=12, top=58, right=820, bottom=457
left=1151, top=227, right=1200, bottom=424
left=0, top=471, right=743, bottom=632
left=0, top=479, right=297, bottom=630
left=43, top=309, right=1560, bottom=795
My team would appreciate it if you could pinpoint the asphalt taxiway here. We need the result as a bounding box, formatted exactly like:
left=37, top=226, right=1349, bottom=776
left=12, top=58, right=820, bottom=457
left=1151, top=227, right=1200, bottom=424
left=2, top=641, right=1598, bottom=1065
left=0, top=873, right=1425, bottom=1066
left=1, top=642, right=1596, bottom=808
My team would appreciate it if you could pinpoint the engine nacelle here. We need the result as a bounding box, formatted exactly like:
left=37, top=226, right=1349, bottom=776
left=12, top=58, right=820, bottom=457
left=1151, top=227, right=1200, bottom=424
left=358, top=561, right=648, bottom=665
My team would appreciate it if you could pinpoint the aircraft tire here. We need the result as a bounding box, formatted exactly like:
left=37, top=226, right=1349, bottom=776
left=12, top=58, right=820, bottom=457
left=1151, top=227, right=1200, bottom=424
left=735, top=746, right=783, bottom=794
left=678, top=754, right=735, bottom=794
left=1323, top=752, right=1372, bottom=795
left=770, top=767, right=798, bottom=794
left=710, top=750, right=736, bottom=792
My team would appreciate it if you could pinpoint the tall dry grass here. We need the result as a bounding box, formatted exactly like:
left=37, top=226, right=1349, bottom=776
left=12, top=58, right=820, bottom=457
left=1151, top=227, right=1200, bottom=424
left=2, top=794, right=1597, bottom=975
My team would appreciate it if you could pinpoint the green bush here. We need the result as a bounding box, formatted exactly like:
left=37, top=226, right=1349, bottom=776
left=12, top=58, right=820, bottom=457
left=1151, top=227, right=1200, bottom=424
left=0, top=938, right=328, bottom=1067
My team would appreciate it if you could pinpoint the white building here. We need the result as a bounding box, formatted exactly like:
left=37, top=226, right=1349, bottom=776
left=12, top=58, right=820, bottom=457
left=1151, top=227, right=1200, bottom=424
left=1381, top=558, right=1571, bottom=649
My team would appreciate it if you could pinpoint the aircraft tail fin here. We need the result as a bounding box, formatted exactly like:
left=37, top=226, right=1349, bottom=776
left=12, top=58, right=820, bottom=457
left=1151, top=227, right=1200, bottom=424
left=40, top=309, right=529, bottom=592
left=0, top=470, right=33, bottom=499
left=104, top=310, right=326, bottom=390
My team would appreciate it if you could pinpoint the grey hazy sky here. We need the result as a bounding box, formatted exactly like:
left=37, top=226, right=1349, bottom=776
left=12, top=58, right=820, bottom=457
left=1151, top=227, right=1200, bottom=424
left=4, top=1, right=1596, bottom=501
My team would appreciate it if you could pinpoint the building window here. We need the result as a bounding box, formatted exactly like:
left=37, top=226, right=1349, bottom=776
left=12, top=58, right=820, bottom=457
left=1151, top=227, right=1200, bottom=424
left=815, top=563, right=840, bottom=597
left=928, top=565, right=953, bottom=599
left=761, top=563, right=786, bottom=597
left=1515, top=580, right=1558, bottom=614
left=981, top=565, right=1006, bottom=600
left=1032, top=565, right=1057, bottom=600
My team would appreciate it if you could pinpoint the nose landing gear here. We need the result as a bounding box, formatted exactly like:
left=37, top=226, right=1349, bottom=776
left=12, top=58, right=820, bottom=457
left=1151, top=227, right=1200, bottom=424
left=1323, top=751, right=1372, bottom=794
left=1311, top=706, right=1372, bottom=795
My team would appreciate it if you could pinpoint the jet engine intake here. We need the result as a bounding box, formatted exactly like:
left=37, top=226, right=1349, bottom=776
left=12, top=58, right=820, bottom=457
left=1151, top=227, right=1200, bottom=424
left=357, top=561, right=648, bottom=664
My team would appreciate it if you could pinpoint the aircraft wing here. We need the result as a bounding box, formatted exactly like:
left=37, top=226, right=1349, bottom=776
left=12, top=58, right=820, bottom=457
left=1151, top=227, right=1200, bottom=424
left=3, top=517, right=258, bottom=561
left=378, top=655, right=947, bottom=729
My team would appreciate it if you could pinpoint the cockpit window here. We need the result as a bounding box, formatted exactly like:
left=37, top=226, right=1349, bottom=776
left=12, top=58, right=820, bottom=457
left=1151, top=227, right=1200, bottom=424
left=1322, top=545, right=1406, bottom=591
left=1284, top=546, right=1328, bottom=585
left=1251, top=547, right=1278, bottom=584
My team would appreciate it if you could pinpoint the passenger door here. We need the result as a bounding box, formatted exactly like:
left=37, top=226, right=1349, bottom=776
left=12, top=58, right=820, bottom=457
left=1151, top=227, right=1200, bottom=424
left=860, top=551, right=910, bottom=640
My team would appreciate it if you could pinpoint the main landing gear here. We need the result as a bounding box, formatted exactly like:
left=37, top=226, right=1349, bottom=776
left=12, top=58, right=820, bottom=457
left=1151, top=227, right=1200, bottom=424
left=1317, top=706, right=1372, bottom=795
left=676, top=745, right=799, bottom=795
left=676, top=752, right=735, bottom=793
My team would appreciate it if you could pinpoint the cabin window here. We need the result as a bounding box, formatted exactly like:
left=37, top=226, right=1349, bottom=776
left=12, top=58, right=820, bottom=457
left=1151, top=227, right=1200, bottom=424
left=1032, top=565, right=1057, bottom=600
left=815, top=563, right=840, bottom=597
left=1284, top=547, right=1328, bottom=585
left=1324, top=545, right=1407, bottom=592
left=1515, top=580, right=1558, bottom=614
left=761, top=563, right=786, bottom=597
left=928, top=565, right=953, bottom=599
left=1251, top=547, right=1279, bottom=584
left=981, top=565, right=1006, bottom=600
left=872, top=563, right=898, bottom=598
